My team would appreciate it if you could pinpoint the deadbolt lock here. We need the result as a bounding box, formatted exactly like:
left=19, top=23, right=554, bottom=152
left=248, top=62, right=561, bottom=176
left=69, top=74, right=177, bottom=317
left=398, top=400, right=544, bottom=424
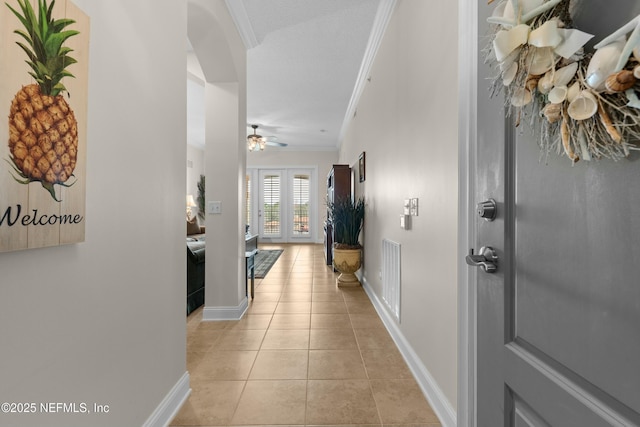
left=477, top=199, right=497, bottom=221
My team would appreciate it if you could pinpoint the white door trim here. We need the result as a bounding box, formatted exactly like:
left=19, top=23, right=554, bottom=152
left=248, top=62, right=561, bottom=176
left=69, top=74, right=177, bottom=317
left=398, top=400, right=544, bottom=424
left=457, top=0, right=478, bottom=426
left=246, top=169, right=259, bottom=237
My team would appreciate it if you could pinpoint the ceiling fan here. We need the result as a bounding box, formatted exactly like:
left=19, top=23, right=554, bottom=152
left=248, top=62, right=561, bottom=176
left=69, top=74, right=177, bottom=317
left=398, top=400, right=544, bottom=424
left=247, top=124, right=287, bottom=151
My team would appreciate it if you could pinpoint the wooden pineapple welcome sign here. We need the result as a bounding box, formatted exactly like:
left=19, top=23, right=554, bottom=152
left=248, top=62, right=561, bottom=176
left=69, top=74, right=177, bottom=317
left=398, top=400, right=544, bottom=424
left=0, top=0, right=88, bottom=252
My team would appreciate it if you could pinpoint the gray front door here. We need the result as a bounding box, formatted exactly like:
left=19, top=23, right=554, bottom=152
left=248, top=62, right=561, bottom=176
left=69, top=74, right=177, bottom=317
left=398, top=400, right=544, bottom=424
left=474, top=1, right=640, bottom=426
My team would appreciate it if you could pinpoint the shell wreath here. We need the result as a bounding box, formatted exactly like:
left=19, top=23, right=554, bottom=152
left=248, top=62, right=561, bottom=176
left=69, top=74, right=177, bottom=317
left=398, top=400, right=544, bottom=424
left=486, top=0, right=640, bottom=163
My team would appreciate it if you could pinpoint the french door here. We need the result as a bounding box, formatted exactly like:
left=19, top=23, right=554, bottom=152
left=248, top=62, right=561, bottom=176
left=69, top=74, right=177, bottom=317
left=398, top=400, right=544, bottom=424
left=249, top=168, right=316, bottom=243
left=290, top=170, right=312, bottom=239
left=259, top=170, right=283, bottom=240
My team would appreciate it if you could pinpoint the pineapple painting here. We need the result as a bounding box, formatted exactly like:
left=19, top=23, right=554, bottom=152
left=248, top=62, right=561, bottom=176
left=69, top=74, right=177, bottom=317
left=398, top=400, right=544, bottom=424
left=0, top=0, right=88, bottom=252
left=6, top=0, right=79, bottom=201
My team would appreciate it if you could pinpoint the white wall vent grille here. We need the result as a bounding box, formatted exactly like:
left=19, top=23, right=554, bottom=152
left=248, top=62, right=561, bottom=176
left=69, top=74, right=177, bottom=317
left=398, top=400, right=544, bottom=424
left=382, top=238, right=401, bottom=322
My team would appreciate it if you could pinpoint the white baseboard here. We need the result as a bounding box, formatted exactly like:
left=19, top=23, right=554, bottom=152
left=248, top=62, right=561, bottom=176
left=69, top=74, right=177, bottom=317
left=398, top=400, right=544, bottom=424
left=142, top=371, right=191, bottom=427
left=360, top=275, right=457, bottom=427
left=202, top=297, right=248, bottom=321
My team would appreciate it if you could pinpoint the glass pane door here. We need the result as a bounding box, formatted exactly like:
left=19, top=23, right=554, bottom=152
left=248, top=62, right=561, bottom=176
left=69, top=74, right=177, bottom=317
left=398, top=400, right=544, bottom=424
left=252, top=168, right=315, bottom=242
left=259, top=171, right=282, bottom=239
left=291, top=172, right=311, bottom=238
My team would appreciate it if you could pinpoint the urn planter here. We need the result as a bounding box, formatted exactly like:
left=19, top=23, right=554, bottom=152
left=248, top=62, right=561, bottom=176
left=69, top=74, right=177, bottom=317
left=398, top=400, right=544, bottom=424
left=327, top=195, right=365, bottom=287
left=332, top=246, right=362, bottom=287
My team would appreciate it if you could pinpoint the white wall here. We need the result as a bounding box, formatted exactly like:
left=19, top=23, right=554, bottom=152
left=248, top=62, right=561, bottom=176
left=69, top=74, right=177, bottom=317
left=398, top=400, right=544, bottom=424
left=204, top=82, right=247, bottom=311
left=247, top=149, right=339, bottom=242
left=187, top=0, right=248, bottom=317
left=0, top=1, right=187, bottom=426
left=340, top=0, right=459, bottom=416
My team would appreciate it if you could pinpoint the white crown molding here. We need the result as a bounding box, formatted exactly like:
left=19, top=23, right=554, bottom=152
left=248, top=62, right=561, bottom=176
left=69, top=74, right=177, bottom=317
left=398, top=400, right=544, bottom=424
left=338, top=0, right=397, bottom=146
left=284, top=145, right=340, bottom=152
left=248, top=145, right=339, bottom=153
left=224, top=0, right=259, bottom=50
left=142, top=372, right=191, bottom=427
left=359, top=273, right=457, bottom=427
left=187, top=69, right=205, bottom=87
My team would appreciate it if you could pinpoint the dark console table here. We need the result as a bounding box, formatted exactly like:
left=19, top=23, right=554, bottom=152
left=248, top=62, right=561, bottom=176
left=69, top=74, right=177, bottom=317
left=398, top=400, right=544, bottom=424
left=245, top=234, right=258, bottom=298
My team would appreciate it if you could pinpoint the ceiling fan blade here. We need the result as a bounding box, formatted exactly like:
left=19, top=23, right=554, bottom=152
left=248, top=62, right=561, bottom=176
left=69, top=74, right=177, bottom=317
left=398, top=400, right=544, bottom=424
left=265, top=140, right=288, bottom=147
left=261, top=135, right=287, bottom=146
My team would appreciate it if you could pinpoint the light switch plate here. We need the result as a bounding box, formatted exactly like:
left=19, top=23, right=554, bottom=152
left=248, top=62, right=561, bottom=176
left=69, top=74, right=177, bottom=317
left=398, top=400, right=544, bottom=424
left=410, top=198, right=418, bottom=216
left=403, top=199, right=411, bottom=215
left=400, top=214, right=410, bottom=230
left=208, top=201, right=222, bottom=214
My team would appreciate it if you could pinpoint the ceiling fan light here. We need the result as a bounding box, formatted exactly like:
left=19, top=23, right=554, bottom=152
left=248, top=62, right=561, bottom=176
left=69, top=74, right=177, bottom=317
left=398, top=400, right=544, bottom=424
left=247, top=124, right=270, bottom=151
left=248, top=133, right=263, bottom=150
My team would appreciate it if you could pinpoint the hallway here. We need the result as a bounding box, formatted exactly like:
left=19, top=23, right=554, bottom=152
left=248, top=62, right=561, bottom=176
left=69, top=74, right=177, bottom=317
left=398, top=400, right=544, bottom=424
left=171, top=243, right=441, bottom=426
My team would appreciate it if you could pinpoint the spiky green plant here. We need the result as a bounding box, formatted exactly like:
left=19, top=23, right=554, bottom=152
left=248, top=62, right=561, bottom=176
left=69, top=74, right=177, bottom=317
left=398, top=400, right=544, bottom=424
left=327, top=196, right=365, bottom=248
left=7, top=0, right=78, bottom=96
left=197, top=174, right=205, bottom=220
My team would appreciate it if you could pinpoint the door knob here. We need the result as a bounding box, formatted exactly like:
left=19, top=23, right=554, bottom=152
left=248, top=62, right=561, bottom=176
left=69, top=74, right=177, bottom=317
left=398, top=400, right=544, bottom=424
left=465, top=246, right=498, bottom=273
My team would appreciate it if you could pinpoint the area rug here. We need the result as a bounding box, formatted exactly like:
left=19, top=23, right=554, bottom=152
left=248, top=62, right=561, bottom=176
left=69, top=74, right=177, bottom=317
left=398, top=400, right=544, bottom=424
left=254, top=249, right=283, bottom=278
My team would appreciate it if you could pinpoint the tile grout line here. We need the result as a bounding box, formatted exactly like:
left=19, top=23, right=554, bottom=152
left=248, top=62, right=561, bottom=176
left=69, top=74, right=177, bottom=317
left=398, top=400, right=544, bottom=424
left=180, top=244, right=439, bottom=426
left=352, top=286, right=384, bottom=427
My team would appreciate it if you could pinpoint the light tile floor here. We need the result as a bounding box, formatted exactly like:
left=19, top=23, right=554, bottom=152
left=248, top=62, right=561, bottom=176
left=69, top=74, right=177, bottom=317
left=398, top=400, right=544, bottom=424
left=171, top=243, right=441, bottom=427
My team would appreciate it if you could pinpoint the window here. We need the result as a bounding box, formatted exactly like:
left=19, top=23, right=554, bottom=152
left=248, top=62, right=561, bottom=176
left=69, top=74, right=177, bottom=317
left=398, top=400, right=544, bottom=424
left=262, top=174, right=281, bottom=236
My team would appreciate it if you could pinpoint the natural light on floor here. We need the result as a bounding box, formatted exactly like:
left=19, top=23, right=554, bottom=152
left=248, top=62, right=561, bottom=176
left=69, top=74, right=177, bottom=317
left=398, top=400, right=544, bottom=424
left=171, top=243, right=441, bottom=426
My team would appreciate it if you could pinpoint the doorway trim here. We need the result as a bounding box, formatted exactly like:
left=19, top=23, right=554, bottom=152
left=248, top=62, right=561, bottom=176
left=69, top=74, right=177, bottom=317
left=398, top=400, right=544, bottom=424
left=457, top=0, right=478, bottom=426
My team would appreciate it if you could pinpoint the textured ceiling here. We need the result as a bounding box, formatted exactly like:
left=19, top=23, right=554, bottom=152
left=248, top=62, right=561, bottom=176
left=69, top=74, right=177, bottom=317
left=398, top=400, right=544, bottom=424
left=187, top=0, right=382, bottom=151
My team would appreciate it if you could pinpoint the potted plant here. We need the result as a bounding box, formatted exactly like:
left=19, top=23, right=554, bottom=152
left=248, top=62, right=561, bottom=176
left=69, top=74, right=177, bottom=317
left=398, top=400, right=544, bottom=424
left=197, top=174, right=205, bottom=221
left=327, top=195, right=365, bottom=286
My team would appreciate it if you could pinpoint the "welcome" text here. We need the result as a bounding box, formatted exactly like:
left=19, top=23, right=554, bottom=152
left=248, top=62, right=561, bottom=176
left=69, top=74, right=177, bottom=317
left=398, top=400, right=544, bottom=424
left=0, top=204, right=84, bottom=227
